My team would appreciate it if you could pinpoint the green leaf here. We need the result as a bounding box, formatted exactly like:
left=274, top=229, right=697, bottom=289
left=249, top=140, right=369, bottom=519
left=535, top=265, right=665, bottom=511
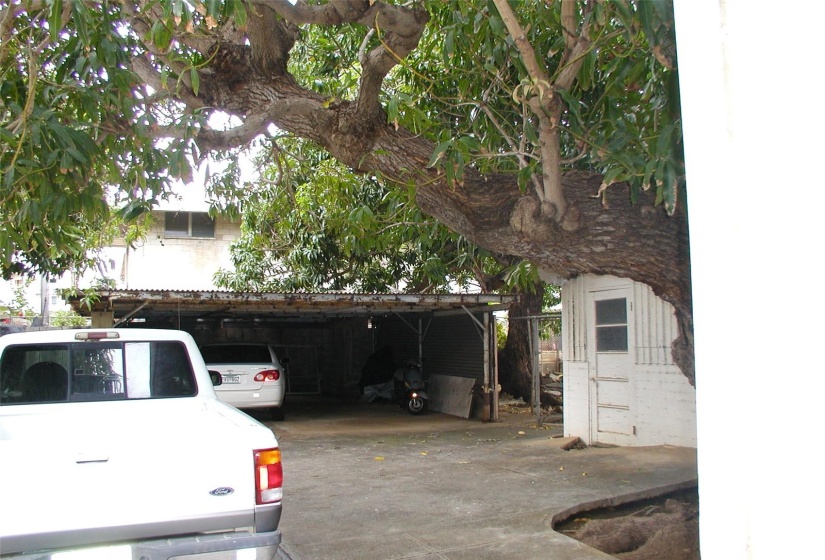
left=427, top=140, right=452, bottom=168
left=233, top=1, right=248, bottom=29
left=190, top=67, right=200, bottom=96
left=601, top=166, right=626, bottom=188
left=48, top=0, right=64, bottom=42
left=119, top=200, right=148, bottom=221
left=557, top=88, right=583, bottom=124
left=517, top=165, right=534, bottom=192
left=578, top=50, right=596, bottom=91
left=70, top=2, right=89, bottom=43
left=205, top=0, right=222, bottom=18
left=151, top=21, right=172, bottom=51
left=457, top=135, right=481, bottom=152
left=66, top=147, right=89, bottom=165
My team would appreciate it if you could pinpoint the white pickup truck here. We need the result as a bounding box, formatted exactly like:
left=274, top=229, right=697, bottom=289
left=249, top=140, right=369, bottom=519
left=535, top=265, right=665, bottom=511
left=0, top=329, right=284, bottom=559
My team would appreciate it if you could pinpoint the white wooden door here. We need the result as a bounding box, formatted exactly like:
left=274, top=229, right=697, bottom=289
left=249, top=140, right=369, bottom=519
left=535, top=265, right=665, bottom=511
left=590, top=288, right=635, bottom=445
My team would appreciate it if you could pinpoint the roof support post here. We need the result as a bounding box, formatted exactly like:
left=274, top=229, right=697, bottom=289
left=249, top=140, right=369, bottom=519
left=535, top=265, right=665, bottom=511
left=528, top=316, right=542, bottom=427
left=462, top=306, right=499, bottom=422
left=491, top=313, right=499, bottom=422
left=418, top=317, right=424, bottom=376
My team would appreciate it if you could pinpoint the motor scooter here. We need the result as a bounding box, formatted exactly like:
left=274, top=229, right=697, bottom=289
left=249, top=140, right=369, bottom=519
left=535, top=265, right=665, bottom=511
left=393, top=362, right=427, bottom=415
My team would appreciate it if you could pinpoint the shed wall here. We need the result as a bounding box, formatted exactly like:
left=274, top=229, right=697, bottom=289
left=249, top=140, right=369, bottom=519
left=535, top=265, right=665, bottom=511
left=423, top=314, right=485, bottom=380
left=562, top=274, right=697, bottom=447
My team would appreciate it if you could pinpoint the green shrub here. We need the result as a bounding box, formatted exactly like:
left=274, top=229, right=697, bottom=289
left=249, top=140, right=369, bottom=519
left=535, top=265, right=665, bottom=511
left=50, top=310, right=89, bottom=328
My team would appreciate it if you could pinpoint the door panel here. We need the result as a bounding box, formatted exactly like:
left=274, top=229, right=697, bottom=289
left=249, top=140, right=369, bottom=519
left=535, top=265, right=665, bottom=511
left=590, top=289, right=635, bottom=445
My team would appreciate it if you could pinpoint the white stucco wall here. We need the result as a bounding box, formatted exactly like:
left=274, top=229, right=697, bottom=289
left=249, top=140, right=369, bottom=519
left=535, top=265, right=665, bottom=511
left=121, top=212, right=240, bottom=290
left=633, top=365, right=696, bottom=446
left=561, top=361, right=589, bottom=439
left=1, top=210, right=240, bottom=323
left=562, top=274, right=697, bottom=447
left=676, top=2, right=825, bottom=558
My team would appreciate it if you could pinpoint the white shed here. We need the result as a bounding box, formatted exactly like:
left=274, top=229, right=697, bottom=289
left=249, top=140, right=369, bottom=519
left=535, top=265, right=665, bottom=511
left=562, top=274, right=696, bottom=447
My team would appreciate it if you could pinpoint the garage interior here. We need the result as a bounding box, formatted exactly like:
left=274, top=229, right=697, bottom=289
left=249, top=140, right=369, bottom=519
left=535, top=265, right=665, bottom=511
left=68, top=290, right=517, bottom=419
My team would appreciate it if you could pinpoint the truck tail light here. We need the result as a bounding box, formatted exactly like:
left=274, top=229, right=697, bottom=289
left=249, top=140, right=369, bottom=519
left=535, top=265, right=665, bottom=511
left=254, top=448, right=283, bottom=504
left=254, top=369, right=280, bottom=382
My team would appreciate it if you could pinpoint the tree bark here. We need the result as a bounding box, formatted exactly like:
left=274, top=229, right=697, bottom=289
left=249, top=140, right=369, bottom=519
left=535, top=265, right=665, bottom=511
left=499, top=287, right=544, bottom=403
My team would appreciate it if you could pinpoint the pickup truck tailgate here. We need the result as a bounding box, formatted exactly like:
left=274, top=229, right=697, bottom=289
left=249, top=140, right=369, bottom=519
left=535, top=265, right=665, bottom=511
left=0, top=398, right=276, bottom=545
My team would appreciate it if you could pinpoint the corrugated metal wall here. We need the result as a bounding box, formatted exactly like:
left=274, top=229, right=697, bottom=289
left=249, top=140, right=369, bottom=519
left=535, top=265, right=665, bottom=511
left=632, top=282, right=677, bottom=366
left=562, top=277, right=588, bottom=362
left=563, top=275, right=677, bottom=366
left=424, top=314, right=486, bottom=380
left=376, top=313, right=486, bottom=381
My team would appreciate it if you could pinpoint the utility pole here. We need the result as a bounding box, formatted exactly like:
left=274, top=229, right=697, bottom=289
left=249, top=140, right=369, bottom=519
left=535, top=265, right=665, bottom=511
left=40, top=274, right=50, bottom=326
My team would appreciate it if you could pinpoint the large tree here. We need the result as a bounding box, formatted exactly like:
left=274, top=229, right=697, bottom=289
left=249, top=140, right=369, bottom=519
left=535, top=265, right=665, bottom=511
left=0, top=0, right=689, bottom=381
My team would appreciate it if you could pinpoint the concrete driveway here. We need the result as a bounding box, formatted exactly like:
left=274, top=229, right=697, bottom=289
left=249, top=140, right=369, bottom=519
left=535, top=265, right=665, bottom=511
left=262, top=396, right=698, bottom=560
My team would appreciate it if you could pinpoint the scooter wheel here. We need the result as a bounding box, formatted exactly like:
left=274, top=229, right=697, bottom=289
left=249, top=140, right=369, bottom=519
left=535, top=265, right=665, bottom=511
left=407, top=396, right=425, bottom=415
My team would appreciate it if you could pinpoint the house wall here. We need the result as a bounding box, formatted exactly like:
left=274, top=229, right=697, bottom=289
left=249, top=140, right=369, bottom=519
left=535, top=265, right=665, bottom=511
left=121, top=212, right=240, bottom=290
left=562, top=274, right=697, bottom=447
left=677, top=4, right=825, bottom=556
left=1, top=209, right=241, bottom=322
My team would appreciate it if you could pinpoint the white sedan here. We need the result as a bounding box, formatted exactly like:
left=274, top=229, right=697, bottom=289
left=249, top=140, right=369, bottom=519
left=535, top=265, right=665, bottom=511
left=200, top=342, right=287, bottom=420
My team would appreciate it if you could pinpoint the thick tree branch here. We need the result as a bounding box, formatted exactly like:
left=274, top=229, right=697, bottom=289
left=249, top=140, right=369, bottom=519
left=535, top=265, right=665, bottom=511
left=246, top=4, right=297, bottom=75
left=492, top=0, right=578, bottom=231
left=355, top=16, right=427, bottom=119
left=196, top=98, right=319, bottom=152
left=257, top=0, right=428, bottom=122
left=255, top=0, right=426, bottom=34
left=130, top=55, right=205, bottom=109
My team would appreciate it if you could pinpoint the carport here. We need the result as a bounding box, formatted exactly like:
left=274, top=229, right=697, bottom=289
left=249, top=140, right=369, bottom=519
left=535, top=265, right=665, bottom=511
left=67, top=290, right=517, bottom=420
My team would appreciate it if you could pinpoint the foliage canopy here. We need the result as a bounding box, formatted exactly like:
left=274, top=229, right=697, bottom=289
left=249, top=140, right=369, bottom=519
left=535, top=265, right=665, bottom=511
left=2, top=0, right=680, bottom=282
left=1, top=0, right=690, bottom=381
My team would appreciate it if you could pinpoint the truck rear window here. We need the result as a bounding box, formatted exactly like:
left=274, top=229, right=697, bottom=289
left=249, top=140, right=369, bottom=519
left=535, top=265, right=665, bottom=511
left=0, top=341, right=196, bottom=405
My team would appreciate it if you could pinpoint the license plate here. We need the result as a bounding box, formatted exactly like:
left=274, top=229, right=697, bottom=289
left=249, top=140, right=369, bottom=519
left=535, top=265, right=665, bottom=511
left=222, top=374, right=241, bottom=384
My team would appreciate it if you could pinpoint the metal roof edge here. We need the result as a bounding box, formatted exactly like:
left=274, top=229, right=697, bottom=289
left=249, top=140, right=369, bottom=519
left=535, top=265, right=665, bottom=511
left=78, top=290, right=518, bottom=303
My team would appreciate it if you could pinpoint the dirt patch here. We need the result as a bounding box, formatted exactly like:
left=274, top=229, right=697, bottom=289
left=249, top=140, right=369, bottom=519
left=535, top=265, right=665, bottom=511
left=556, top=488, right=699, bottom=560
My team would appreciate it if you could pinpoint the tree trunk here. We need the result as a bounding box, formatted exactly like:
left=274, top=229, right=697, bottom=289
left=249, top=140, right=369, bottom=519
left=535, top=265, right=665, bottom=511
left=499, top=286, right=544, bottom=404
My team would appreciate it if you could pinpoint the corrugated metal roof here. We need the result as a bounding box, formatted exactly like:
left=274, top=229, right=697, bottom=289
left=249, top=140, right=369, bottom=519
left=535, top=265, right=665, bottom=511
left=68, top=289, right=517, bottom=325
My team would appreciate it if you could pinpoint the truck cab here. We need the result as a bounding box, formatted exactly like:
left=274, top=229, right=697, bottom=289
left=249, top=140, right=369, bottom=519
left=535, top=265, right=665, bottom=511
left=0, top=329, right=283, bottom=560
